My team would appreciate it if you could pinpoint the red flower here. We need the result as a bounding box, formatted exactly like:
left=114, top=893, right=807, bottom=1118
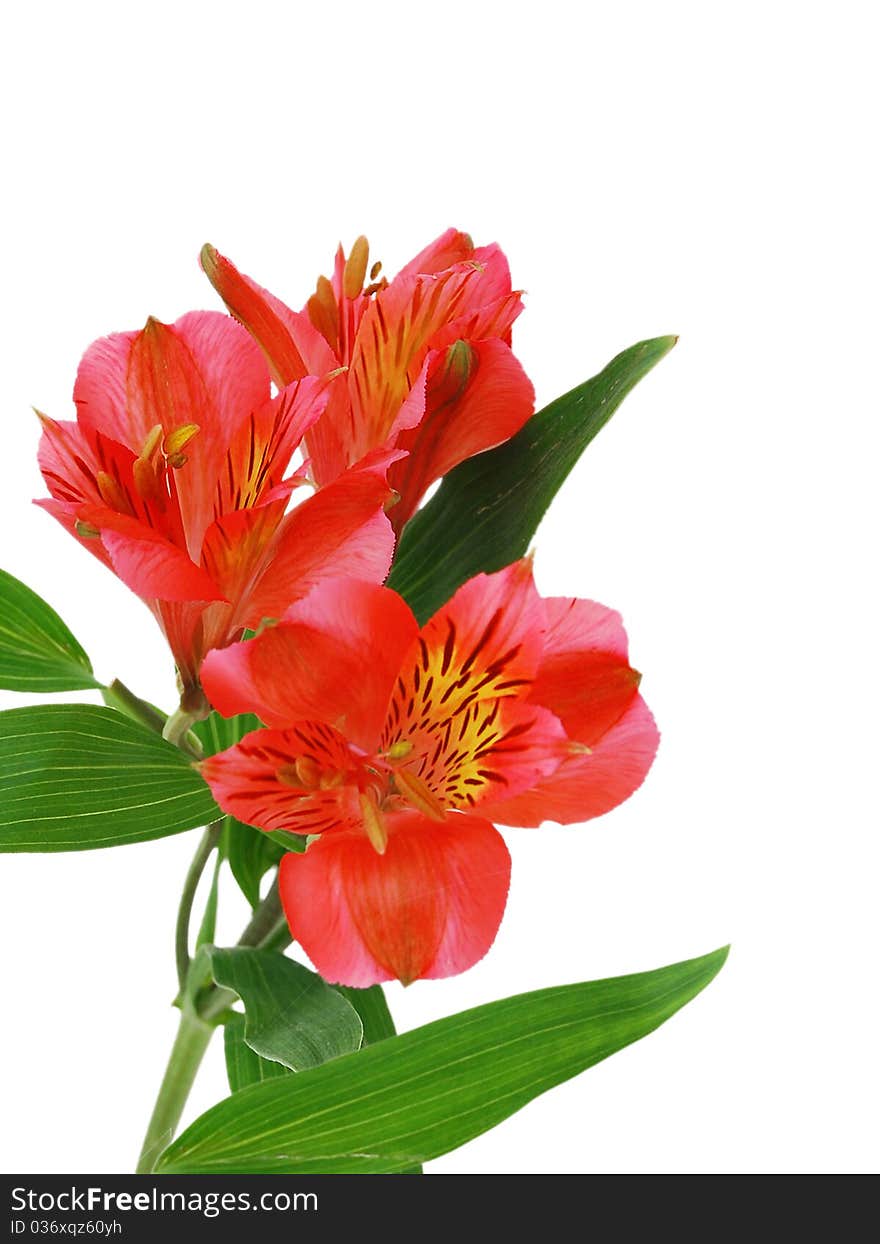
left=200, top=229, right=535, bottom=532
left=35, top=312, right=396, bottom=693
left=199, top=562, right=659, bottom=986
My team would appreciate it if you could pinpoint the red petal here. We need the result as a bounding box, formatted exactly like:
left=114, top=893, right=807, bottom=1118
left=81, top=508, right=225, bottom=602
left=200, top=244, right=337, bottom=386
left=531, top=597, right=642, bottom=744
left=389, top=338, right=535, bottom=529
left=479, top=694, right=660, bottom=826
left=347, top=261, right=511, bottom=455
left=74, top=311, right=266, bottom=453
left=279, top=809, right=511, bottom=985
left=395, top=560, right=547, bottom=723
left=386, top=700, right=568, bottom=812
left=243, top=452, right=397, bottom=624
left=200, top=724, right=364, bottom=836
left=201, top=579, right=419, bottom=750
left=395, top=227, right=478, bottom=279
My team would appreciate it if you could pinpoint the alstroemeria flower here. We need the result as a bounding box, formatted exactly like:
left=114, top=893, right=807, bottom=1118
left=35, top=311, right=396, bottom=694
left=200, top=228, right=535, bottom=531
left=199, top=562, right=659, bottom=986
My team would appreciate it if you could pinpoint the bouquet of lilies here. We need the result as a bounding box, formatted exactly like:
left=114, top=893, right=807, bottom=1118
left=0, top=228, right=726, bottom=1173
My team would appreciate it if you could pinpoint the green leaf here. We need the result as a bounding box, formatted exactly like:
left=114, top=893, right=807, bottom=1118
left=335, top=985, right=396, bottom=1046
left=388, top=336, right=677, bottom=622
left=205, top=947, right=363, bottom=1072
left=0, top=568, right=101, bottom=692
left=195, top=712, right=304, bottom=902
left=0, top=704, right=219, bottom=851
left=221, top=820, right=287, bottom=908
left=193, top=711, right=262, bottom=756
left=156, top=946, right=727, bottom=1174
left=223, top=1013, right=292, bottom=1094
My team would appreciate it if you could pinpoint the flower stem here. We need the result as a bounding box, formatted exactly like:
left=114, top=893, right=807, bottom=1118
left=236, top=875, right=284, bottom=947
left=175, top=821, right=224, bottom=993
left=134, top=1005, right=214, bottom=1175
left=103, top=679, right=167, bottom=734
left=134, top=869, right=290, bottom=1170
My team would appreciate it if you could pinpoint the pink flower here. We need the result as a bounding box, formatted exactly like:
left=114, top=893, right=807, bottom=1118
left=200, top=228, right=535, bottom=532
left=36, top=312, right=395, bottom=693
left=199, top=562, right=659, bottom=985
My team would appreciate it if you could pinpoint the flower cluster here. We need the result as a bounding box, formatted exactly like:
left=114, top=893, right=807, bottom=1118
left=37, top=229, right=658, bottom=985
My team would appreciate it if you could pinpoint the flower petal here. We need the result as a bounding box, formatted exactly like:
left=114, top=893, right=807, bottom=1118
left=201, top=579, right=419, bottom=750
left=347, top=260, right=510, bottom=455
left=243, top=451, right=398, bottom=624
left=278, top=809, right=511, bottom=985
left=531, top=597, right=642, bottom=744
left=200, top=244, right=337, bottom=386
left=394, top=227, right=479, bottom=279
left=200, top=723, right=364, bottom=836
left=389, top=338, right=535, bottom=530
left=478, top=694, right=660, bottom=826
left=391, top=560, right=547, bottom=728
left=80, top=508, right=226, bottom=602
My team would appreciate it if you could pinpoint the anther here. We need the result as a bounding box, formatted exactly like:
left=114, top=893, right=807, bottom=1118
left=163, top=423, right=200, bottom=457
left=343, top=235, right=370, bottom=300
left=394, top=769, right=446, bottom=822
left=133, top=456, right=163, bottom=502
left=140, top=423, right=164, bottom=462
left=387, top=739, right=414, bottom=761
left=96, top=471, right=132, bottom=515
left=74, top=520, right=100, bottom=539
left=360, top=794, right=388, bottom=854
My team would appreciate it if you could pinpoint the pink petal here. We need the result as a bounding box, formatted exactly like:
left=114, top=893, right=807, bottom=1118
left=81, top=508, right=226, bottom=603
left=200, top=724, right=364, bottom=836
left=243, top=452, right=397, bottom=624
left=200, top=244, right=337, bottom=386
left=279, top=809, right=511, bottom=985
left=479, top=694, right=660, bottom=826
left=201, top=579, right=419, bottom=751
left=531, top=597, right=642, bottom=744
left=389, top=338, right=535, bottom=530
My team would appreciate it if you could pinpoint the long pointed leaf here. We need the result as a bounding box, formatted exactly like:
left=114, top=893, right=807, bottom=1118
left=156, top=946, right=727, bottom=1174
left=388, top=336, right=677, bottom=621
left=0, top=568, right=100, bottom=692
left=0, top=704, right=219, bottom=850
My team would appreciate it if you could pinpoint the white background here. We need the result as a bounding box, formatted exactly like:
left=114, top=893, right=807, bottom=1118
left=0, top=1, right=876, bottom=1175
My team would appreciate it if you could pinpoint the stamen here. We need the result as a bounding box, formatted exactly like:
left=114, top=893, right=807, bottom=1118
left=387, top=739, right=413, bottom=761
left=394, top=768, right=446, bottom=822
left=163, top=423, right=200, bottom=457
left=360, top=794, right=388, bottom=854
left=307, top=276, right=339, bottom=349
left=140, top=423, right=164, bottom=462
left=294, top=755, right=322, bottom=788
left=133, top=456, right=162, bottom=502
left=74, top=520, right=100, bottom=539
left=343, top=235, right=369, bottom=300
left=167, top=452, right=189, bottom=470
left=96, top=471, right=133, bottom=515
left=369, top=260, right=382, bottom=281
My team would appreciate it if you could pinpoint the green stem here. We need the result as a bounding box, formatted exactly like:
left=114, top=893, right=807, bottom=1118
left=135, top=1005, right=214, bottom=1175
left=175, top=822, right=224, bottom=992
left=134, top=867, right=290, bottom=1170
left=103, top=679, right=167, bottom=734
left=161, top=707, right=204, bottom=760
left=236, top=876, right=283, bottom=947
